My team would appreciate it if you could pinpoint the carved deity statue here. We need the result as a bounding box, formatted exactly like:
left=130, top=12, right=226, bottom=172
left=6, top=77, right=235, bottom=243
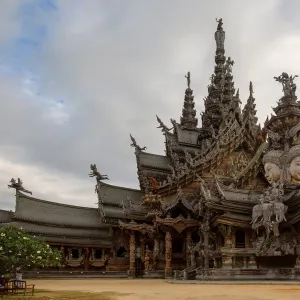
left=214, top=18, right=225, bottom=51
left=144, top=246, right=151, bottom=272
left=274, top=72, right=298, bottom=97
left=185, top=71, right=191, bottom=89
left=262, top=150, right=283, bottom=182
left=224, top=57, right=234, bottom=74
left=287, top=145, right=300, bottom=183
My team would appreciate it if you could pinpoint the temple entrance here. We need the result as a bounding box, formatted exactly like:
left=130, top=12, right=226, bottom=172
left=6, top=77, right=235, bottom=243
left=135, top=258, right=142, bottom=276
left=172, top=238, right=183, bottom=254
left=117, top=246, right=126, bottom=257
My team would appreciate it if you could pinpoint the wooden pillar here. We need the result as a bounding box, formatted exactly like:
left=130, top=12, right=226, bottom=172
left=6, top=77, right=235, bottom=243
left=231, top=227, right=236, bottom=249
left=186, top=231, right=192, bottom=268
left=140, top=236, right=145, bottom=261
left=84, top=248, right=90, bottom=271
left=245, top=230, right=250, bottom=248
left=60, top=246, right=65, bottom=268
left=152, top=237, right=159, bottom=270
left=165, top=231, right=172, bottom=277
left=129, top=231, right=136, bottom=276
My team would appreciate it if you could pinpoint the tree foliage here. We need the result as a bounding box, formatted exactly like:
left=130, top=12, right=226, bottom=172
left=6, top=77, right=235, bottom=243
left=0, top=225, right=61, bottom=275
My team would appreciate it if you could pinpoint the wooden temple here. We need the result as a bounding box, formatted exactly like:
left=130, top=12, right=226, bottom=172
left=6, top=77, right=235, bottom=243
left=2, top=19, right=300, bottom=280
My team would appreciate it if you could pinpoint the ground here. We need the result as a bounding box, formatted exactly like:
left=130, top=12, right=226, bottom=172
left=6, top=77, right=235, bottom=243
left=5, top=279, right=300, bottom=300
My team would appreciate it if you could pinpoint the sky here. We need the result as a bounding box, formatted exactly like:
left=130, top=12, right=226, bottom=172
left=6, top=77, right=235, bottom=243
left=0, top=0, right=300, bottom=210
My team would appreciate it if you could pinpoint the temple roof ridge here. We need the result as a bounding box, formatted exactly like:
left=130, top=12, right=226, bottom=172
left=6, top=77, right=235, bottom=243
left=99, top=180, right=142, bottom=193
left=16, top=191, right=97, bottom=210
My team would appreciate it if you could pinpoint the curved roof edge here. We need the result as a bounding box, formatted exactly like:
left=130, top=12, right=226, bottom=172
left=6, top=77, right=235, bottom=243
left=17, top=191, right=98, bottom=211
left=99, top=181, right=142, bottom=193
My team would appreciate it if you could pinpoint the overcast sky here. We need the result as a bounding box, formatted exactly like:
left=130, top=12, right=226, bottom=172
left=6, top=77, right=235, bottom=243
left=0, top=0, right=299, bottom=210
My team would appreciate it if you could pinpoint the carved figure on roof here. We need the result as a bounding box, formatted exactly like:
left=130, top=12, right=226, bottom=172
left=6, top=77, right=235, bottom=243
left=262, top=150, right=283, bottom=183
left=184, top=150, right=194, bottom=167
left=287, top=145, right=300, bottom=183
left=215, top=18, right=225, bottom=51
left=149, top=177, right=159, bottom=191
left=266, top=129, right=281, bottom=150
left=8, top=178, right=32, bottom=195
left=130, top=134, right=147, bottom=151
left=89, top=164, right=109, bottom=181
left=274, top=72, right=298, bottom=97
left=170, top=118, right=177, bottom=130
left=156, top=115, right=170, bottom=133
left=185, top=71, right=191, bottom=88
left=288, top=122, right=300, bottom=145
left=224, top=57, right=234, bottom=74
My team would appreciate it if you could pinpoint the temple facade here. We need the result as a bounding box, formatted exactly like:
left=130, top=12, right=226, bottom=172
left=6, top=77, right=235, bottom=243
left=2, top=19, right=300, bottom=280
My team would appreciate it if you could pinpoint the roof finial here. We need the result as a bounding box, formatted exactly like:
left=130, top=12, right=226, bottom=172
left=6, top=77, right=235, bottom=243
left=130, top=134, right=147, bottom=152
left=215, top=18, right=225, bottom=53
left=249, top=81, right=254, bottom=98
left=185, top=71, right=191, bottom=89
left=8, top=178, right=32, bottom=195
left=216, top=18, right=223, bottom=30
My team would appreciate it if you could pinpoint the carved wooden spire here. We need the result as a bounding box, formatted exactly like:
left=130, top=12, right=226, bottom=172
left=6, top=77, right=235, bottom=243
left=242, top=81, right=258, bottom=136
left=180, top=72, right=198, bottom=130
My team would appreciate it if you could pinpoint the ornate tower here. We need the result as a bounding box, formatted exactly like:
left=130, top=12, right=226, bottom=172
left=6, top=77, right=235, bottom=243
left=201, top=18, right=241, bottom=135
left=180, top=72, right=198, bottom=130
left=242, top=81, right=259, bottom=137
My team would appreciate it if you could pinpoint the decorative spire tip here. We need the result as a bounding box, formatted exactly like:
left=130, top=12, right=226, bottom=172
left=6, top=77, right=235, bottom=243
left=185, top=71, right=191, bottom=89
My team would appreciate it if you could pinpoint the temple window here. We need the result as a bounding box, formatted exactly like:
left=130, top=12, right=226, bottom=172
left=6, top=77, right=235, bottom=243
left=235, top=230, right=245, bottom=248
left=171, top=207, right=187, bottom=218
left=94, top=249, right=102, bottom=259
left=71, top=249, right=79, bottom=259
left=117, top=246, right=126, bottom=257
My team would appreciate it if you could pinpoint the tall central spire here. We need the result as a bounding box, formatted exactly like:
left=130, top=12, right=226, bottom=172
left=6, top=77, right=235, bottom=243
left=201, top=18, right=240, bottom=133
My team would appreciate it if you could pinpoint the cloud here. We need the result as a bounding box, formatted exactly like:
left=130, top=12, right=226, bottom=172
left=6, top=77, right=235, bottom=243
left=1, top=0, right=300, bottom=210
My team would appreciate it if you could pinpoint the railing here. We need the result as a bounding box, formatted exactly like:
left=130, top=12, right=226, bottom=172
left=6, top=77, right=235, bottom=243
left=235, top=243, right=246, bottom=248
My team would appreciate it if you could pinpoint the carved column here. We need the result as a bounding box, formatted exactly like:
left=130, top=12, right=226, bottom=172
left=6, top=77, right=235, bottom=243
left=140, top=236, right=145, bottom=261
left=129, top=231, right=136, bottom=276
left=186, top=231, right=192, bottom=268
left=84, top=248, right=90, bottom=271
left=165, top=231, right=172, bottom=277
left=219, top=224, right=233, bottom=269
left=60, top=246, right=65, bottom=268
left=153, top=237, right=159, bottom=270
left=295, top=256, right=300, bottom=268
left=245, top=230, right=250, bottom=248
left=203, top=223, right=210, bottom=270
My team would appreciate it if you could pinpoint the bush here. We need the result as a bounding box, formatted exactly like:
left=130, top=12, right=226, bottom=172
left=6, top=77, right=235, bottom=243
left=0, top=225, right=61, bottom=276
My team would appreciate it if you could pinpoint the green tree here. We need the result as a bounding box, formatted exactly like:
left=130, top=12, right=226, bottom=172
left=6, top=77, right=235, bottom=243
left=0, top=225, right=61, bottom=277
